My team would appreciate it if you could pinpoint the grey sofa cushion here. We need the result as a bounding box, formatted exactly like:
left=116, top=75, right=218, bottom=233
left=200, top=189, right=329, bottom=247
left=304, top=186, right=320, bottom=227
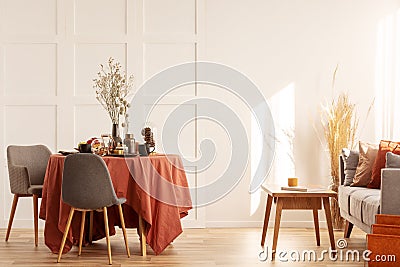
left=349, top=188, right=380, bottom=225
left=386, top=152, right=400, bottom=168
left=338, top=185, right=365, bottom=214
left=362, top=194, right=381, bottom=226
left=341, top=149, right=359, bottom=186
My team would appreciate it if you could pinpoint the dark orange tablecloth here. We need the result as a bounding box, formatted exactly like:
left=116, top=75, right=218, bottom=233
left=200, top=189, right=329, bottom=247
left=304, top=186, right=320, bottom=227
left=39, top=154, right=192, bottom=255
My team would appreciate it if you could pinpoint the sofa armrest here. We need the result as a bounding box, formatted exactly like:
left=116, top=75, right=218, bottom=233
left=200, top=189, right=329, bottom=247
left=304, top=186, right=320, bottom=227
left=381, top=168, right=400, bottom=214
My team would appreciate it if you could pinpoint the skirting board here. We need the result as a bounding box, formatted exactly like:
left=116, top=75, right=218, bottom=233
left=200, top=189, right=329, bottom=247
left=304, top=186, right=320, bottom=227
left=0, top=219, right=45, bottom=229
left=205, top=221, right=329, bottom=229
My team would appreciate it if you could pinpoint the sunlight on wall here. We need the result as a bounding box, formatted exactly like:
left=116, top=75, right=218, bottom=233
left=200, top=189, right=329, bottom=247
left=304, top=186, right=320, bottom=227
left=267, top=83, right=296, bottom=184
left=394, top=9, right=400, bottom=139
left=250, top=103, right=263, bottom=216
left=250, top=83, right=295, bottom=215
left=375, top=9, right=400, bottom=140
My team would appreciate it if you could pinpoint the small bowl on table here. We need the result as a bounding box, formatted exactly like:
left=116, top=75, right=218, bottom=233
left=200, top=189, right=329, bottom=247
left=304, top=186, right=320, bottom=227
left=78, top=143, right=92, bottom=153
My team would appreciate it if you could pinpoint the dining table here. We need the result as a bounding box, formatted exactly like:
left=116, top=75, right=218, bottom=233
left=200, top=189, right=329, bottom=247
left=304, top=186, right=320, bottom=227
left=39, top=153, right=192, bottom=256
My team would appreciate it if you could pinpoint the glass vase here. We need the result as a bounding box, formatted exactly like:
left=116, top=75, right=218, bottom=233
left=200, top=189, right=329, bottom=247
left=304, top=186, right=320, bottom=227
left=111, top=123, right=122, bottom=149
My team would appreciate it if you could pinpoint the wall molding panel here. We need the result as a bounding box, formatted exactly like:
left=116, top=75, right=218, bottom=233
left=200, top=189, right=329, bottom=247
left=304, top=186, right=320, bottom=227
left=0, top=0, right=202, bottom=228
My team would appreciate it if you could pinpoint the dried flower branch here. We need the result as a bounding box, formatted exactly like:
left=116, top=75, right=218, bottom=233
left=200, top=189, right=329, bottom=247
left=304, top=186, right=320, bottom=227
left=93, top=57, right=134, bottom=127
left=321, top=92, right=358, bottom=229
left=321, top=93, right=359, bottom=186
left=320, top=65, right=358, bottom=229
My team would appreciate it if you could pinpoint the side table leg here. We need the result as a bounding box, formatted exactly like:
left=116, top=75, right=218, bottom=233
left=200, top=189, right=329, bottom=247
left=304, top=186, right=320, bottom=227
left=261, top=194, right=273, bottom=247
left=322, top=197, right=336, bottom=251
left=272, top=198, right=284, bottom=258
left=312, top=208, right=320, bottom=246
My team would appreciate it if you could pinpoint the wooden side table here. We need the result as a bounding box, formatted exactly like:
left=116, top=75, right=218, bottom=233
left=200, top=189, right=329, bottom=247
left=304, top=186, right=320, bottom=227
left=260, top=184, right=337, bottom=255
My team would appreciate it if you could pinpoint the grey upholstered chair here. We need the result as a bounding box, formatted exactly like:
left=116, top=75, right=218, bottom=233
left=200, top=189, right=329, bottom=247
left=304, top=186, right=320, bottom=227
left=6, top=144, right=52, bottom=246
left=57, top=153, right=130, bottom=265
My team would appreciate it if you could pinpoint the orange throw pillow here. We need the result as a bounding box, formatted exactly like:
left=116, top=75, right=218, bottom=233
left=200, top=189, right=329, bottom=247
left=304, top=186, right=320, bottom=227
left=368, top=140, right=400, bottom=189
left=351, top=141, right=378, bottom=187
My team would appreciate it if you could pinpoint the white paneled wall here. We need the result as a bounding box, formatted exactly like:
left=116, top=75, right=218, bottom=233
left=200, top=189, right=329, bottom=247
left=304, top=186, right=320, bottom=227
left=203, top=0, right=400, bottom=228
left=1, top=0, right=399, bottom=230
left=0, top=0, right=201, bottom=228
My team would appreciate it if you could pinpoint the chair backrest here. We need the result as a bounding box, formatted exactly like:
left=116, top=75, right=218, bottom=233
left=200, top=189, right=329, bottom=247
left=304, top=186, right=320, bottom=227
left=7, top=145, right=52, bottom=186
left=62, top=153, right=120, bottom=210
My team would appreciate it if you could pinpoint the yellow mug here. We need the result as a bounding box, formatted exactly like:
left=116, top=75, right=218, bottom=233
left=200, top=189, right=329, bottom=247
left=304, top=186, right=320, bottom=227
left=288, top=177, right=298, bottom=187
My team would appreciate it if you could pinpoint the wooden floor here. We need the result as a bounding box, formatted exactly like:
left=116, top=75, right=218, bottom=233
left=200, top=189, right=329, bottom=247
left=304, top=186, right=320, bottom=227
left=0, top=227, right=366, bottom=266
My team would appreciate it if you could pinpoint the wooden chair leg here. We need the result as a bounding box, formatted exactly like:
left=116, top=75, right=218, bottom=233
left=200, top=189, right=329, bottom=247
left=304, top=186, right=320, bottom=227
left=103, top=207, right=112, bottom=265
left=138, top=215, right=147, bottom=257
left=89, top=211, right=93, bottom=244
left=57, top=208, right=75, bottom=263
left=33, top=195, right=39, bottom=247
left=344, top=220, right=354, bottom=238
left=78, top=211, right=86, bottom=256
left=5, top=195, right=19, bottom=242
left=118, top=204, right=130, bottom=258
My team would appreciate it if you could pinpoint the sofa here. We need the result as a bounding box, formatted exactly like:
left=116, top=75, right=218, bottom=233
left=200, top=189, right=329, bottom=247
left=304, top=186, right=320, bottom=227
left=338, top=154, right=400, bottom=237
